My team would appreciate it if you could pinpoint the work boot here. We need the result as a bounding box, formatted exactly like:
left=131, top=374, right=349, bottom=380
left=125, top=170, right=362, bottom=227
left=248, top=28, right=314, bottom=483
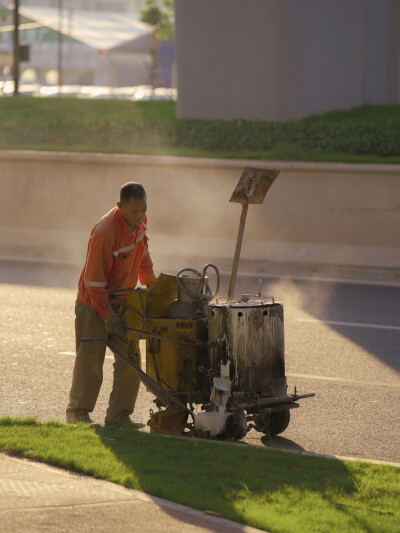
left=105, top=416, right=144, bottom=429
left=66, top=411, right=94, bottom=424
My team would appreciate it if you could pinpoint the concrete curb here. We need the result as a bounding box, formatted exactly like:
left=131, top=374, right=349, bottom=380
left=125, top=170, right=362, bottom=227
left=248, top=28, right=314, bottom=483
left=1, top=150, right=399, bottom=272
left=1, top=149, right=400, bottom=174
left=274, top=447, right=400, bottom=469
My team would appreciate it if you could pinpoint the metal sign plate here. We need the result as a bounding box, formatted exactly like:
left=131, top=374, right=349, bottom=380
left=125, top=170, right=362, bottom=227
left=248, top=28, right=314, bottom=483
left=229, top=167, right=280, bottom=204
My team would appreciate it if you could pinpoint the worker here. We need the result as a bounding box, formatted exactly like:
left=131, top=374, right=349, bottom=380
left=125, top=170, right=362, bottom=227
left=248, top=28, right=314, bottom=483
left=66, top=181, right=156, bottom=427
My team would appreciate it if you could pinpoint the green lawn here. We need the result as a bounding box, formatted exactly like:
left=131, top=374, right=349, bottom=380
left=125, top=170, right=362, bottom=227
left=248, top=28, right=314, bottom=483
left=0, top=96, right=399, bottom=163
left=0, top=417, right=399, bottom=533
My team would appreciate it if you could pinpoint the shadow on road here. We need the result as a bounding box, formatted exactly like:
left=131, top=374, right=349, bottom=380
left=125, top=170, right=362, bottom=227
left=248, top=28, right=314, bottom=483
left=261, top=276, right=400, bottom=374
left=260, top=435, right=305, bottom=452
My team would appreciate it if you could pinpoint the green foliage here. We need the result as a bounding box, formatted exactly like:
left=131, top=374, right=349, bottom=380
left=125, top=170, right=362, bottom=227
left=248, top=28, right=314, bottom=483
left=0, top=97, right=399, bottom=163
left=166, top=109, right=400, bottom=157
left=0, top=7, right=8, bottom=22
left=0, top=417, right=399, bottom=532
left=140, top=0, right=174, bottom=40
left=0, top=416, right=38, bottom=426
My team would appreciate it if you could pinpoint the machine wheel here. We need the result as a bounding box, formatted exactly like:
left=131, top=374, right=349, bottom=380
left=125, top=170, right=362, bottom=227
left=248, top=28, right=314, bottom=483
left=254, top=409, right=290, bottom=436
left=225, top=409, right=247, bottom=440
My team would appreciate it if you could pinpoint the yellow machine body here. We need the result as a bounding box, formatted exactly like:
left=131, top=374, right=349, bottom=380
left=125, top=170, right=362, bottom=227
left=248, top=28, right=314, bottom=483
left=124, top=274, right=208, bottom=402
left=145, top=316, right=207, bottom=397
left=124, top=273, right=177, bottom=377
left=125, top=273, right=178, bottom=328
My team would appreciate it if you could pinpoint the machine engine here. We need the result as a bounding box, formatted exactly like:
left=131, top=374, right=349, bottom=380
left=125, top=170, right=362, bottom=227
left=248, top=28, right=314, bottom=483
left=123, top=265, right=314, bottom=439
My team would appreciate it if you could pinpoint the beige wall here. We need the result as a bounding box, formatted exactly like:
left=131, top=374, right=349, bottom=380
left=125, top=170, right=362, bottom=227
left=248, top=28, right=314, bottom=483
left=0, top=151, right=399, bottom=271
left=174, top=0, right=400, bottom=120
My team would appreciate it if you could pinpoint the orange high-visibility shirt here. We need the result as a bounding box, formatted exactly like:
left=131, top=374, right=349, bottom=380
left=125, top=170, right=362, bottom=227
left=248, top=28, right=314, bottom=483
left=77, top=207, right=156, bottom=319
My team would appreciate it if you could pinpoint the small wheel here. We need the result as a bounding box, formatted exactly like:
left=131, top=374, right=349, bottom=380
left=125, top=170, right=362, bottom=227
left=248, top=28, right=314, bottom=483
left=254, top=410, right=290, bottom=436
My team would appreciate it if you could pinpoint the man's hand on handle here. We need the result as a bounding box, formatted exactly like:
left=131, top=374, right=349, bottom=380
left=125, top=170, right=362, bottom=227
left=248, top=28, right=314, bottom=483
left=104, top=313, right=127, bottom=341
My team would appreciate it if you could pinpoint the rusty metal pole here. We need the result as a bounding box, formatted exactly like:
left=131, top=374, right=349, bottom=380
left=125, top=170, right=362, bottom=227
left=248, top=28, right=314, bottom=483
left=227, top=167, right=280, bottom=301
left=227, top=200, right=248, bottom=301
left=13, top=0, right=19, bottom=96
left=57, top=0, right=63, bottom=95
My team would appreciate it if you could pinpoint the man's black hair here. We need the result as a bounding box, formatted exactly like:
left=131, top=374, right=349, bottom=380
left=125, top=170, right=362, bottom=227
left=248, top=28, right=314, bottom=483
left=120, top=182, right=146, bottom=203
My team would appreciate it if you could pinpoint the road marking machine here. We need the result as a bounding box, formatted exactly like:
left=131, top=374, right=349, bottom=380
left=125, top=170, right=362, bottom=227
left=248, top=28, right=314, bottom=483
left=84, top=167, right=314, bottom=439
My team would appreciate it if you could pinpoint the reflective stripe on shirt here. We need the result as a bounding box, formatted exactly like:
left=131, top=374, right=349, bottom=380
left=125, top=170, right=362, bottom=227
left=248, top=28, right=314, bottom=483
left=112, top=231, right=146, bottom=257
left=113, top=242, right=136, bottom=256
left=136, top=232, right=146, bottom=244
left=85, top=280, right=107, bottom=287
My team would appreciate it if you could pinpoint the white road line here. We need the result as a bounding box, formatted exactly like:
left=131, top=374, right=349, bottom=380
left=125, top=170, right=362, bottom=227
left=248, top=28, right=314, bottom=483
left=287, top=372, right=400, bottom=389
left=293, top=318, right=400, bottom=331
left=224, top=270, right=400, bottom=288
left=59, top=351, right=114, bottom=360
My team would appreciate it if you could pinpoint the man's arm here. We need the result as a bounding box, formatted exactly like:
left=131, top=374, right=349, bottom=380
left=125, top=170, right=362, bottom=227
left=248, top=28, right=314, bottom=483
left=138, top=246, right=157, bottom=287
left=83, top=233, right=114, bottom=319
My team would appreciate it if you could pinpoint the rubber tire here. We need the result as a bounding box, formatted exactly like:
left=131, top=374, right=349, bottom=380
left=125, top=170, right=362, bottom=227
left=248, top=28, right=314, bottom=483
left=225, top=409, right=247, bottom=440
left=254, top=410, right=290, bottom=436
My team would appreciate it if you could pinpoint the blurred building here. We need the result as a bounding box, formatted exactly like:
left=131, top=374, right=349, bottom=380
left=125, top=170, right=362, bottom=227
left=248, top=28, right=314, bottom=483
left=0, top=1, right=174, bottom=88
left=174, top=0, right=400, bottom=120
left=11, top=1, right=146, bottom=13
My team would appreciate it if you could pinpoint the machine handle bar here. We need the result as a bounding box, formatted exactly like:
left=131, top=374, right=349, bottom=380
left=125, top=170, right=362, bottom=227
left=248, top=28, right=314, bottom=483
left=80, top=337, right=194, bottom=417
left=237, top=392, right=315, bottom=410
left=176, top=264, right=220, bottom=302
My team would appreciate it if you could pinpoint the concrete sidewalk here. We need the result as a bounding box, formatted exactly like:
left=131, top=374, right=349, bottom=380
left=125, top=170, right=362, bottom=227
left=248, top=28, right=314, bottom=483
left=0, top=453, right=264, bottom=533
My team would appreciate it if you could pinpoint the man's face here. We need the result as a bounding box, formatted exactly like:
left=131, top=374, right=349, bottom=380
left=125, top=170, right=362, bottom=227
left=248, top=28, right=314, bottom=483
left=118, top=195, right=147, bottom=229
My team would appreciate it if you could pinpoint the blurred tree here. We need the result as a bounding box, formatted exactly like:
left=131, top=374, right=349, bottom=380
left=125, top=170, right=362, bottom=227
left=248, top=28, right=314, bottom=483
left=140, top=0, right=174, bottom=89
left=140, top=0, right=173, bottom=40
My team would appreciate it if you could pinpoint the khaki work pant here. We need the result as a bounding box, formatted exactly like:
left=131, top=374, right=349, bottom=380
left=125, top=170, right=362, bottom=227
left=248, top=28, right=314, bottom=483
left=66, top=300, right=141, bottom=424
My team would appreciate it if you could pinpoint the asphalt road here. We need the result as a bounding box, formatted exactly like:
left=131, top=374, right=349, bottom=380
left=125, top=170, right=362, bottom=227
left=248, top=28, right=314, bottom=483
left=0, top=259, right=399, bottom=463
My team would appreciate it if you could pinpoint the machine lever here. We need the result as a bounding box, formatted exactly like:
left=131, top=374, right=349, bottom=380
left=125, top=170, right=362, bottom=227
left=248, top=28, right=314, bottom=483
left=80, top=337, right=194, bottom=417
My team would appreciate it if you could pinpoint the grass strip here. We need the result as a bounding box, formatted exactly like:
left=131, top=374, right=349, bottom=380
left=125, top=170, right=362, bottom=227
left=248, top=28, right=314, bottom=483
left=0, top=417, right=399, bottom=532
left=0, top=97, right=399, bottom=164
